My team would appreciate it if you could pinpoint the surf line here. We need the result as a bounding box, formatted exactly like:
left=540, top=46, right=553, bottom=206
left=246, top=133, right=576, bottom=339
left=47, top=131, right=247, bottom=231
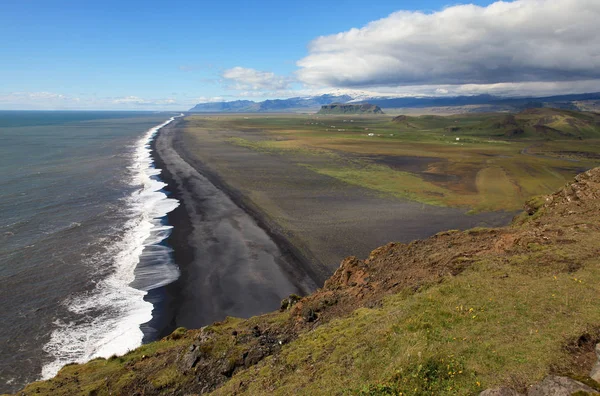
left=40, top=114, right=183, bottom=380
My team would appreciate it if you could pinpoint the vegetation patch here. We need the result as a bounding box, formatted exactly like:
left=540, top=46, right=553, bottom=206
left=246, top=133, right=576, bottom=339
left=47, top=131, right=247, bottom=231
left=186, top=113, right=600, bottom=212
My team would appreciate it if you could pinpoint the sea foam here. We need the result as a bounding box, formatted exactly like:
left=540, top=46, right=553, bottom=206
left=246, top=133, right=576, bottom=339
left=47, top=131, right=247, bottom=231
left=41, top=116, right=181, bottom=380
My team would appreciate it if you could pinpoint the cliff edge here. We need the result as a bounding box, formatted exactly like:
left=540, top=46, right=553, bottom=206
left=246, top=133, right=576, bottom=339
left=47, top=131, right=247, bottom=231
left=11, top=167, right=600, bottom=396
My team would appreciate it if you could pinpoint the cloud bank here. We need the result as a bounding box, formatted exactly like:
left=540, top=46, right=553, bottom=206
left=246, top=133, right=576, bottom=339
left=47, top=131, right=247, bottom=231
left=0, top=92, right=185, bottom=110
left=222, top=67, right=292, bottom=90
left=297, top=0, right=600, bottom=89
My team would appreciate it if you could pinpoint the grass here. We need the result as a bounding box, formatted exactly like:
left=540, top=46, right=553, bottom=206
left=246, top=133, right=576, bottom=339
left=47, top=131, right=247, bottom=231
left=214, top=251, right=600, bottom=395
left=16, top=335, right=190, bottom=395
left=474, top=167, right=520, bottom=212
left=189, top=114, right=600, bottom=212
left=303, top=163, right=452, bottom=207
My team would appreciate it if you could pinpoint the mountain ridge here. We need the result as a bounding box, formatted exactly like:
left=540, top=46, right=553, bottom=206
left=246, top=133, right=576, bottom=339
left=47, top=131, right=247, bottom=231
left=189, top=92, right=600, bottom=113
left=189, top=94, right=353, bottom=113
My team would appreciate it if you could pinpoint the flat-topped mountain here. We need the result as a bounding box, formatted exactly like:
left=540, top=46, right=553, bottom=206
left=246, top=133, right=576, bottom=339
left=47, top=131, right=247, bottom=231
left=317, top=103, right=383, bottom=114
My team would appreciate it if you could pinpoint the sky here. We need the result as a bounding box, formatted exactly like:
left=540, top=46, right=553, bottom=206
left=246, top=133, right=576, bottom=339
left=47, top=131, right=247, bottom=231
left=1, top=0, right=599, bottom=110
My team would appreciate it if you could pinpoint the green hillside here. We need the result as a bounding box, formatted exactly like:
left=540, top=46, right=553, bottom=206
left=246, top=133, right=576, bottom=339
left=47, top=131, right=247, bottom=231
left=450, top=108, right=600, bottom=139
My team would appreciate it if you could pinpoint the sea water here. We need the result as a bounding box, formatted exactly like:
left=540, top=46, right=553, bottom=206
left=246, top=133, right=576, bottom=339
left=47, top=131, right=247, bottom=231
left=0, top=111, right=179, bottom=393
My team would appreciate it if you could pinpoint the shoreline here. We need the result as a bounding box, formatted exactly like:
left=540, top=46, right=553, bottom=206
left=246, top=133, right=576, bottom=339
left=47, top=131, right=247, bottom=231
left=143, top=119, right=198, bottom=341
left=169, top=118, right=331, bottom=285
left=145, top=118, right=317, bottom=340
left=143, top=116, right=515, bottom=340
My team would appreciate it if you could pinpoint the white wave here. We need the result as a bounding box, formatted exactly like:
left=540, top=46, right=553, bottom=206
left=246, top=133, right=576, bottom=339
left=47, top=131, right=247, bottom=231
left=41, top=115, right=182, bottom=380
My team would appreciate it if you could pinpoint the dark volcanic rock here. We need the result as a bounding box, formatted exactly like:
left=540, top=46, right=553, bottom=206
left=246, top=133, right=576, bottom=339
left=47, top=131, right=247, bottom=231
left=317, top=103, right=384, bottom=114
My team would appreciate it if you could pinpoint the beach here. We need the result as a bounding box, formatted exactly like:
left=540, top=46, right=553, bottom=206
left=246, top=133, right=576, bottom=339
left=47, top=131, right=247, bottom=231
left=147, top=116, right=514, bottom=338
left=148, top=119, right=317, bottom=338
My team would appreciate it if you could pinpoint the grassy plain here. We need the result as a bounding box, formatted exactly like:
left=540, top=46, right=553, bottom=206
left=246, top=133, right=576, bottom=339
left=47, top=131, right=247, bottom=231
left=184, top=113, right=600, bottom=212
left=178, top=115, right=513, bottom=271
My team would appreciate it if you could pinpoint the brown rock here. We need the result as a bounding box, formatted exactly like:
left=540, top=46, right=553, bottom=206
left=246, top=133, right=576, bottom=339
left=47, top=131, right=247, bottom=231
left=527, top=375, right=599, bottom=396
left=590, top=343, right=600, bottom=382
left=480, top=387, right=523, bottom=396
left=243, top=348, right=266, bottom=368
left=591, top=364, right=600, bottom=384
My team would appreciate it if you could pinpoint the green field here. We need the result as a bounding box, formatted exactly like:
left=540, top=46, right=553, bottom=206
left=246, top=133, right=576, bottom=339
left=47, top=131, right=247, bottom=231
left=184, top=110, right=600, bottom=212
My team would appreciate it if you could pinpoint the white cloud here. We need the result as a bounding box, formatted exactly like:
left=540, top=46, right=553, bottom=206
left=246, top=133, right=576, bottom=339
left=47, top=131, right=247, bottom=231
left=194, top=96, right=229, bottom=103
left=0, top=92, right=185, bottom=110
left=0, top=92, right=80, bottom=109
left=449, top=80, right=600, bottom=97
left=112, top=96, right=177, bottom=105
left=0, top=92, right=68, bottom=101
left=222, top=67, right=292, bottom=90
left=334, top=80, right=600, bottom=98
left=112, top=96, right=148, bottom=104
left=296, top=0, right=600, bottom=88
left=27, top=92, right=67, bottom=100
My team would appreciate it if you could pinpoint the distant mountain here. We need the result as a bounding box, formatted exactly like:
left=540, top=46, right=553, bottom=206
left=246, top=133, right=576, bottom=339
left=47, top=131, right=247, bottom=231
left=356, top=92, right=600, bottom=111
left=189, top=94, right=353, bottom=113
left=189, top=92, right=600, bottom=113
left=317, top=103, right=383, bottom=115
left=188, top=100, right=259, bottom=112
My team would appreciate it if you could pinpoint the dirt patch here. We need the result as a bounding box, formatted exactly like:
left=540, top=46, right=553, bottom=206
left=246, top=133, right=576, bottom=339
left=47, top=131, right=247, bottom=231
left=554, top=151, right=600, bottom=160
left=552, top=329, right=600, bottom=381
left=360, top=154, right=442, bottom=173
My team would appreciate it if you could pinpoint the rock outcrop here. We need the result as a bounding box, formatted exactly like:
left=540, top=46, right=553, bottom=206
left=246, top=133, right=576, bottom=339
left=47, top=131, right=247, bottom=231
left=480, top=387, right=523, bottom=396
left=528, top=375, right=599, bottom=395
left=317, top=103, right=384, bottom=114
left=590, top=344, right=600, bottom=382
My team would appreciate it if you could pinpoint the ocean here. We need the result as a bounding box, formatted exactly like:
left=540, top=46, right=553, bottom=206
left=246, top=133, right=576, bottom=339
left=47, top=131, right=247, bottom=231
left=0, top=111, right=180, bottom=393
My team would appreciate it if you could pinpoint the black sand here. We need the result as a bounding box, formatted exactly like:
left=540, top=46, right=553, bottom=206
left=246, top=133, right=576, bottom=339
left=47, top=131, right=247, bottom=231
left=145, top=120, right=316, bottom=340
left=145, top=117, right=514, bottom=339
left=179, top=117, right=514, bottom=270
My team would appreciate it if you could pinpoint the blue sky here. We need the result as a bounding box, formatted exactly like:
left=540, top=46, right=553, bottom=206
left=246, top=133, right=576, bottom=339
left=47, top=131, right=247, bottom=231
left=1, top=0, right=599, bottom=110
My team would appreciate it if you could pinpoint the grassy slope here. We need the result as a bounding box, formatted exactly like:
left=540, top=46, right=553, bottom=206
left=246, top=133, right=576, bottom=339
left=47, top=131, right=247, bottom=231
left=13, top=168, right=600, bottom=396
left=188, top=112, right=600, bottom=212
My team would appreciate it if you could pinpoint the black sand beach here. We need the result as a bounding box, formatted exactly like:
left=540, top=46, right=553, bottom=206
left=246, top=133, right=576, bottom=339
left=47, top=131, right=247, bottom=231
left=145, top=117, right=514, bottom=340
left=145, top=119, right=317, bottom=340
